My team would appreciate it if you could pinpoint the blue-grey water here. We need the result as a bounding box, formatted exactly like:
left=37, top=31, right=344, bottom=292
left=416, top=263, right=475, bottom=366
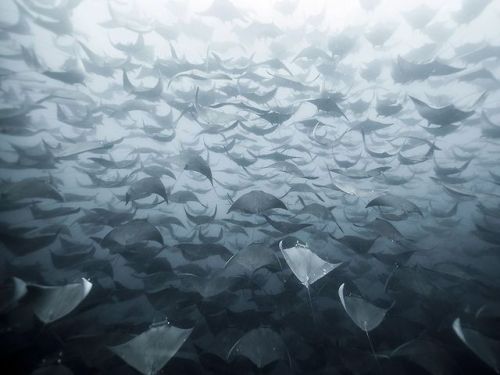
left=1, top=0, right=500, bottom=374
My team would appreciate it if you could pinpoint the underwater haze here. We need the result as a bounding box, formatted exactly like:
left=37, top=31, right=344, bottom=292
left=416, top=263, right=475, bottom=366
left=1, top=0, right=500, bottom=374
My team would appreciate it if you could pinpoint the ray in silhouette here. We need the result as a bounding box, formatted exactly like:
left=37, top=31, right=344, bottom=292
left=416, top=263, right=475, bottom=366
left=228, top=190, right=287, bottom=214
left=227, top=327, right=288, bottom=369
left=125, top=176, right=168, bottom=204
left=181, top=150, right=213, bottom=185
left=409, top=96, right=475, bottom=126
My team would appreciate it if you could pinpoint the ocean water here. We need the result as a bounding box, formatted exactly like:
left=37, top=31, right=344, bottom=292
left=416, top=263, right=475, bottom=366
left=1, top=0, right=500, bottom=374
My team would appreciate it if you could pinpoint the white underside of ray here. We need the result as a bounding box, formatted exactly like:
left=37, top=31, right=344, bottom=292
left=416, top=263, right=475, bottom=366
left=453, top=318, right=500, bottom=373
left=109, top=322, right=193, bottom=375
left=32, top=278, right=92, bottom=324
left=338, top=283, right=388, bottom=332
left=279, top=240, right=342, bottom=287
